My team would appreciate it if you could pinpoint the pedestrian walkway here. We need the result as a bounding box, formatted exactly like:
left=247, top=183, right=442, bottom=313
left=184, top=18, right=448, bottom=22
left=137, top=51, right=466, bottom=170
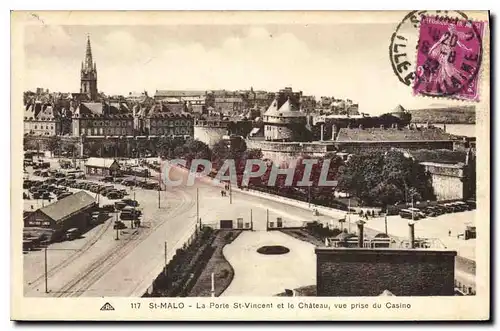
left=221, top=231, right=316, bottom=296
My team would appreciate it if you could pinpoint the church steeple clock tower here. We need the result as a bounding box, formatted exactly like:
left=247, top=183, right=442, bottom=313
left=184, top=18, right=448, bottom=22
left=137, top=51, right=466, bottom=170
left=80, top=35, right=98, bottom=101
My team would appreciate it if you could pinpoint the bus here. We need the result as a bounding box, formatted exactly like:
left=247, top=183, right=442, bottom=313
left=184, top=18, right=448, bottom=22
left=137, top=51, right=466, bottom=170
left=65, top=228, right=80, bottom=241
left=399, top=209, right=420, bottom=220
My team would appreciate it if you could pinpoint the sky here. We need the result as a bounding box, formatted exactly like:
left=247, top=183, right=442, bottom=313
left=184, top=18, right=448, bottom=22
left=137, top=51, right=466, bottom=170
left=23, top=23, right=467, bottom=114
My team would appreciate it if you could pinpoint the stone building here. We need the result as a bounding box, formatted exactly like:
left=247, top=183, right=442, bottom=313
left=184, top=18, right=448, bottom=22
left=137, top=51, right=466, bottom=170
left=23, top=102, right=61, bottom=136
left=263, top=96, right=308, bottom=142
left=315, top=220, right=457, bottom=296
left=193, top=117, right=231, bottom=148
left=72, top=102, right=134, bottom=136
left=214, top=96, right=243, bottom=115
left=135, top=103, right=193, bottom=137
left=315, top=247, right=456, bottom=296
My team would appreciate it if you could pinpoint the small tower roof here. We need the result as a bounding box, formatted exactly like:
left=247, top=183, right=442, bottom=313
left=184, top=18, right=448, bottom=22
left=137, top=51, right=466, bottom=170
left=264, top=98, right=280, bottom=116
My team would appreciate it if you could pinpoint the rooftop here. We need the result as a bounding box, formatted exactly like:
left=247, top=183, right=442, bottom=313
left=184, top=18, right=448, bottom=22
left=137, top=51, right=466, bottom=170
left=39, top=191, right=95, bottom=223
left=85, top=157, right=119, bottom=168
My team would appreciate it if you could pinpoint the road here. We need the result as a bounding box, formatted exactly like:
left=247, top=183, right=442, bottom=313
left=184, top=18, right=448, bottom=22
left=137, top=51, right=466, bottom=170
left=23, top=158, right=476, bottom=297
left=24, top=162, right=327, bottom=297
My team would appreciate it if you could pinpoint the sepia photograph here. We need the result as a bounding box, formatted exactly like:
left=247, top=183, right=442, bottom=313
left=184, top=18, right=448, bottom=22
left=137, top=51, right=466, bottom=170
left=10, top=10, right=490, bottom=321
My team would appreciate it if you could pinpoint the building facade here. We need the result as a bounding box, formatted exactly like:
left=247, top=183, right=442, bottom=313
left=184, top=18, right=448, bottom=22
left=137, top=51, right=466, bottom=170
left=24, top=102, right=62, bottom=136
left=72, top=102, right=134, bottom=136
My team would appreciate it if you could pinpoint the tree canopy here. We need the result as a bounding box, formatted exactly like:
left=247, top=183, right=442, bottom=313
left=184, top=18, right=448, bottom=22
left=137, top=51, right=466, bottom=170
left=336, top=150, right=435, bottom=206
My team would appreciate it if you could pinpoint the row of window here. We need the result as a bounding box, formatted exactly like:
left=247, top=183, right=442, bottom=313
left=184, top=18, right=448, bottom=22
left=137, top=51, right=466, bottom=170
left=30, top=125, right=55, bottom=130
left=150, top=120, right=191, bottom=127
left=81, top=120, right=133, bottom=128
left=80, top=128, right=132, bottom=136
left=150, top=127, right=191, bottom=135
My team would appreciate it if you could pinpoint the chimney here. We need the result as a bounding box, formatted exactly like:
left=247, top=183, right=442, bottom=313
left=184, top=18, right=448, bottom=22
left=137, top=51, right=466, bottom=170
left=408, top=221, right=415, bottom=248
left=357, top=220, right=366, bottom=248
left=331, top=124, right=337, bottom=140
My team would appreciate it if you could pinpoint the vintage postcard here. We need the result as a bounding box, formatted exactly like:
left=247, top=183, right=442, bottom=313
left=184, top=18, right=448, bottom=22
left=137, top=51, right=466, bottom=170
left=11, top=11, right=490, bottom=321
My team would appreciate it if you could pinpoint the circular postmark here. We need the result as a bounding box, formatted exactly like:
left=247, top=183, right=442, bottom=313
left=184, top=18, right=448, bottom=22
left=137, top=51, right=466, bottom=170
left=389, top=10, right=483, bottom=99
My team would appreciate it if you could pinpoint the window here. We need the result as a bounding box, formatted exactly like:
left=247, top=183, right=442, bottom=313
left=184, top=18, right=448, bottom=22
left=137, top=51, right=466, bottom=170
left=122, top=128, right=126, bottom=135
left=151, top=121, right=156, bottom=127
left=116, top=121, right=121, bottom=127
left=34, top=125, right=37, bottom=129
left=122, top=121, right=126, bottom=126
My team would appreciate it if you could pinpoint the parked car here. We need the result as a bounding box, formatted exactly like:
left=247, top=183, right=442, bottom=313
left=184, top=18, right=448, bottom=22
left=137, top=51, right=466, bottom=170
left=114, top=201, right=127, bottom=210
left=107, top=191, right=121, bottom=200
left=102, top=176, right=114, bottom=183
left=99, top=185, right=114, bottom=194
left=121, top=198, right=139, bottom=207
left=100, top=204, right=116, bottom=213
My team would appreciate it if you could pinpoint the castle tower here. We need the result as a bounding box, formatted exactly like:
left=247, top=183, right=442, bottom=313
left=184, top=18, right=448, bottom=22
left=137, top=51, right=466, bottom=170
left=80, top=35, right=98, bottom=101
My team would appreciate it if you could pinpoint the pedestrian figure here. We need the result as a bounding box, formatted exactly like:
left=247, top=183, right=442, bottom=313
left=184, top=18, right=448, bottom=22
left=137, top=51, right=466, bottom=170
left=365, top=213, right=368, bottom=220
left=449, top=230, right=451, bottom=237
left=221, top=190, right=224, bottom=197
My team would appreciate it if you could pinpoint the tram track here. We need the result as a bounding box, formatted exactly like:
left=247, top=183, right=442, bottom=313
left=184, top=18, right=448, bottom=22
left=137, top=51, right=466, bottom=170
left=55, top=188, right=195, bottom=297
left=25, top=210, right=114, bottom=292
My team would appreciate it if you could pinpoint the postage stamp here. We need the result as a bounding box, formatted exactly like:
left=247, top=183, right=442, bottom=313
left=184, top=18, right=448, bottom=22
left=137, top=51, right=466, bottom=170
left=413, top=16, right=485, bottom=100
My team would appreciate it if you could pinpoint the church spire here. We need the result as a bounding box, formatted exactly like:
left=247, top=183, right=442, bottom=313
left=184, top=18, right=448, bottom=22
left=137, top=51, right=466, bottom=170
left=84, top=34, right=93, bottom=71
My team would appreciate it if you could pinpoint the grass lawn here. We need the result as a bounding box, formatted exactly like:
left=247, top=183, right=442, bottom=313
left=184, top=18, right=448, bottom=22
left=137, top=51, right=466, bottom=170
left=187, top=230, right=242, bottom=297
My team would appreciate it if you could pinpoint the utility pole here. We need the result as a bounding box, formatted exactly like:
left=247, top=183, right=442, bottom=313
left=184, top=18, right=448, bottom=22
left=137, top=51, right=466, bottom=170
left=196, top=188, right=199, bottom=226
left=348, top=198, right=351, bottom=233
left=115, top=211, right=119, bottom=240
left=385, top=215, right=388, bottom=235
left=411, top=194, right=414, bottom=222
left=229, top=183, right=232, bottom=204
left=164, top=241, right=168, bottom=276
left=308, top=185, right=311, bottom=208
left=211, top=272, right=215, bottom=297
left=157, top=168, right=161, bottom=209
left=44, top=247, right=48, bottom=293
left=266, top=209, right=269, bottom=229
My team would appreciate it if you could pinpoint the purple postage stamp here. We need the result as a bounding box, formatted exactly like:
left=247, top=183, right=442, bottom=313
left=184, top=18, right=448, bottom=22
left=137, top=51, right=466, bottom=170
left=413, top=15, right=484, bottom=100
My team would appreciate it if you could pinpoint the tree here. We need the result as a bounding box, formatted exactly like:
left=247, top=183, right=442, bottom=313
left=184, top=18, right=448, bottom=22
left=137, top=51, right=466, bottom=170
left=336, top=150, right=435, bottom=206
left=47, top=136, right=61, bottom=158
